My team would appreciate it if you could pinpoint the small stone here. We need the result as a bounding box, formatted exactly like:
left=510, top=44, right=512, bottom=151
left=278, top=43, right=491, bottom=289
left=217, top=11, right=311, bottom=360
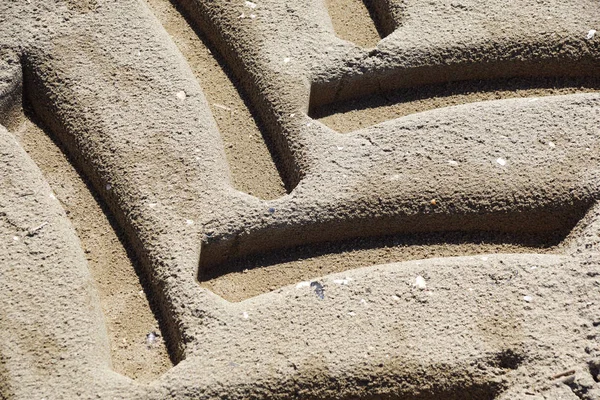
left=283, top=57, right=290, bottom=63
left=176, top=90, right=186, bottom=100
left=448, top=160, right=458, bottom=166
left=523, top=295, right=533, bottom=303
left=186, top=219, right=194, bottom=225
left=146, top=331, right=159, bottom=347
left=548, top=141, right=556, bottom=148
left=496, top=158, right=507, bottom=166
left=413, top=276, right=427, bottom=290
left=587, top=29, right=596, bottom=40
left=310, top=281, right=325, bottom=300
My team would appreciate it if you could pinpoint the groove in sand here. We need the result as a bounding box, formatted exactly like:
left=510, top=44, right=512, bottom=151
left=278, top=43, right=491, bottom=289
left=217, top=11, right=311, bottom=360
left=200, top=231, right=565, bottom=302
left=5, top=109, right=172, bottom=383
left=326, top=0, right=382, bottom=48
left=144, top=0, right=286, bottom=200
left=311, top=76, right=600, bottom=133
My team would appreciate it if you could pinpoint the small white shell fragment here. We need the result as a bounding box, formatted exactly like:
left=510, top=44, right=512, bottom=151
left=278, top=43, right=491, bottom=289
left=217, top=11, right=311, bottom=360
left=146, top=332, right=157, bottom=345
left=176, top=90, right=186, bottom=100
left=587, top=29, right=596, bottom=40
left=496, top=158, right=507, bottom=166
left=413, top=275, right=427, bottom=290
left=448, top=160, right=458, bottom=166
left=49, top=193, right=56, bottom=200
left=348, top=312, right=356, bottom=317
left=548, top=141, right=556, bottom=148
left=392, top=295, right=400, bottom=301
left=148, top=203, right=157, bottom=208
left=245, top=1, right=257, bottom=8
left=213, top=103, right=231, bottom=111
left=12, top=236, right=19, bottom=241
left=523, top=295, right=533, bottom=303
left=295, top=281, right=310, bottom=289
left=250, top=13, right=256, bottom=19
left=283, top=57, right=290, bottom=63
left=185, top=219, right=194, bottom=225
left=360, top=299, right=368, bottom=305
left=333, top=277, right=352, bottom=285
left=242, top=312, right=249, bottom=319
left=481, top=256, right=489, bottom=261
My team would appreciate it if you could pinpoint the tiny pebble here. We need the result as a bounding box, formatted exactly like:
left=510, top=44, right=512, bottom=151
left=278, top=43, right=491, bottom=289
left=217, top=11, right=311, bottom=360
left=242, top=312, right=249, bottom=319
left=283, top=57, right=290, bottom=63
left=311, top=281, right=325, bottom=300
left=448, top=160, right=458, bottom=166
left=496, top=158, right=507, bottom=166
left=245, top=1, right=257, bottom=8
left=587, top=29, right=596, bottom=40
left=146, top=332, right=159, bottom=347
left=12, top=236, right=19, bottom=241
left=106, top=184, right=112, bottom=190
left=413, top=276, right=427, bottom=290
left=523, top=295, right=533, bottom=303
left=548, top=141, right=556, bottom=148
left=348, top=312, right=356, bottom=317
left=176, top=90, right=186, bottom=100
left=186, top=219, right=194, bottom=225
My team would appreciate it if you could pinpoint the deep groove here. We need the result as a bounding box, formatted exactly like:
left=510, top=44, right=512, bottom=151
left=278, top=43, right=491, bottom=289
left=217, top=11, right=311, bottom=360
left=326, top=0, right=383, bottom=48
left=200, top=230, right=567, bottom=302
left=144, top=0, right=287, bottom=199
left=311, top=76, right=600, bottom=133
left=3, top=102, right=174, bottom=381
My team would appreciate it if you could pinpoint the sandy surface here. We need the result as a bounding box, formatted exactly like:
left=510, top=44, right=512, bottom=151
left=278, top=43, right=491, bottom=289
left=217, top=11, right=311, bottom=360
left=3, top=0, right=600, bottom=397
left=4, top=110, right=171, bottom=383
left=145, top=0, right=286, bottom=199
